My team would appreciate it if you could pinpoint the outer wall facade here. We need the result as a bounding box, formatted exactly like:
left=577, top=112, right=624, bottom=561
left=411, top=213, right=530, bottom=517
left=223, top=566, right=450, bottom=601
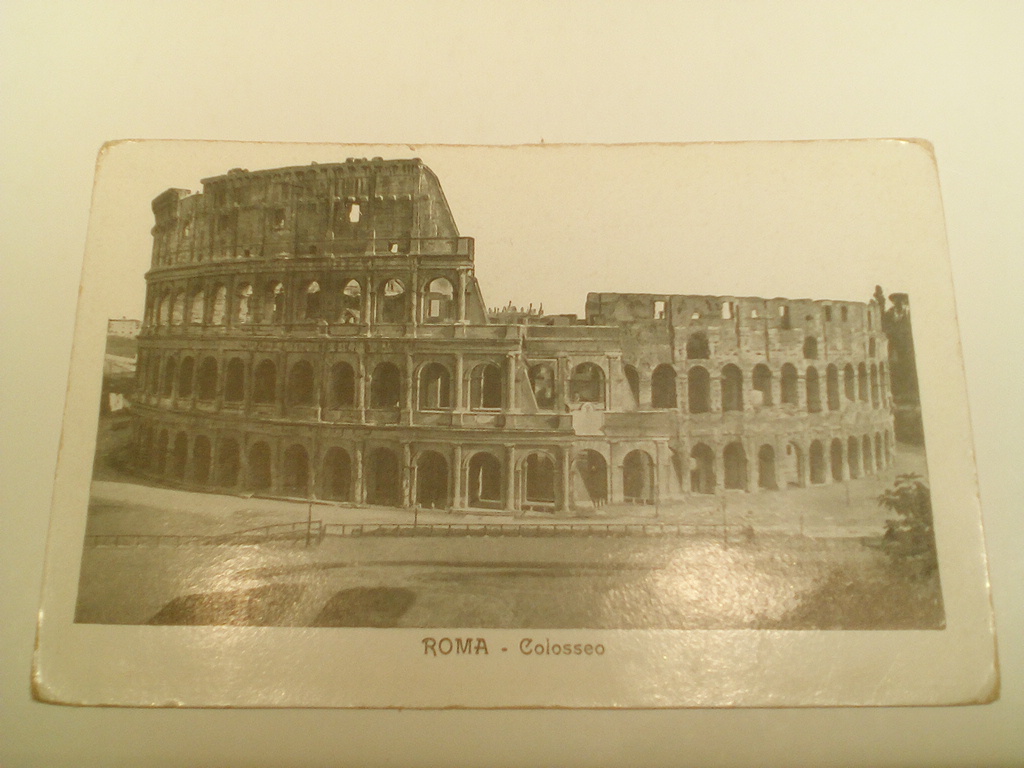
left=131, top=159, right=895, bottom=516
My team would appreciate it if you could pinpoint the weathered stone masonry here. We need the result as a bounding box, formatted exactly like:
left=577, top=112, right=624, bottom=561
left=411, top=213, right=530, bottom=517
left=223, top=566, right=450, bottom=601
left=131, top=158, right=895, bottom=515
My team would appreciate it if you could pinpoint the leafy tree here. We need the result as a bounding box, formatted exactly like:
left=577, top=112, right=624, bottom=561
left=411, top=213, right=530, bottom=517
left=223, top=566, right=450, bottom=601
left=878, top=473, right=938, bottom=574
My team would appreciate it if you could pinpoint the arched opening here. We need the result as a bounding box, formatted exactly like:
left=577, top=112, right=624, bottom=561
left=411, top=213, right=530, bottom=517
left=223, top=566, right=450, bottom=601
left=576, top=450, right=608, bottom=507
left=366, top=448, right=401, bottom=506
left=236, top=284, right=253, bottom=324
left=211, top=285, right=228, bottom=325
left=826, top=364, right=840, bottom=411
left=283, top=444, right=309, bottom=495
left=196, top=357, right=218, bottom=401
left=884, top=431, right=893, bottom=466
left=524, top=453, right=557, bottom=506
left=147, top=357, right=160, bottom=394
left=192, top=435, right=212, bottom=485
left=305, top=281, right=322, bottom=320
left=847, top=437, right=861, bottom=479
left=423, top=277, right=454, bottom=323
left=803, top=336, right=818, bottom=359
left=321, top=447, right=352, bottom=501
left=858, top=362, right=868, bottom=401
left=529, top=363, right=556, bottom=410
left=781, top=363, right=799, bottom=405
left=171, top=432, right=188, bottom=480
left=158, top=292, right=171, bottom=325
left=690, top=443, right=715, bottom=494
left=217, top=439, right=240, bottom=487
left=862, top=435, right=873, bottom=475
left=415, top=451, right=449, bottom=508
left=153, top=430, right=168, bottom=474
left=687, top=366, right=711, bottom=413
left=287, top=360, right=315, bottom=406
left=470, top=363, right=501, bottom=409
left=189, top=288, right=205, bottom=324
left=723, top=442, right=747, bottom=490
left=809, top=440, right=826, bottom=484
left=248, top=442, right=272, bottom=491
left=379, top=278, right=407, bottom=323
left=623, top=364, right=640, bottom=407
left=162, top=358, right=177, bottom=397
left=805, top=367, right=821, bottom=413
left=171, top=291, right=185, bottom=325
left=623, top=450, right=654, bottom=504
left=757, top=445, right=777, bottom=490
left=844, top=363, right=856, bottom=401
left=830, top=438, right=844, bottom=482
left=651, top=364, right=677, bottom=409
left=329, top=362, right=356, bottom=408
left=468, top=453, right=502, bottom=508
left=370, top=362, right=401, bottom=408
left=224, top=358, right=245, bottom=403
left=339, top=279, right=362, bottom=323
left=879, top=362, right=888, bottom=402
left=418, top=363, right=451, bottom=410
left=869, top=337, right=876, bottom=357
left=264, top=281, right=284, bottom=323
left=870, top=364, right=880, bottom=407
left=875, top=433, right=884, bottom=472
left=783, top=442, right=805, bottom=487
left=570, top=362, right=605, bottom=405
left=752, top=364, right=773, bottom=406
left=253, top=359, right=277, bottom=403
left=178, top=357, right=194, bottom=398
left=721, top=364, right=743, bottom=412
left=686, top=332, right=710, bottom=359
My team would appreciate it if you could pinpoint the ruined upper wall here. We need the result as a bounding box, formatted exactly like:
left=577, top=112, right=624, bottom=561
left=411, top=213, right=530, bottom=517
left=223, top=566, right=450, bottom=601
left=150, top=158, right=460, bottom=267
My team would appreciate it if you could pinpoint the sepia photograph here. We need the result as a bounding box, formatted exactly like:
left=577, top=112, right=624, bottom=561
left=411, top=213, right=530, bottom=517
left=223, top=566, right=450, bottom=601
left=34, top=140, right=993, bottom=708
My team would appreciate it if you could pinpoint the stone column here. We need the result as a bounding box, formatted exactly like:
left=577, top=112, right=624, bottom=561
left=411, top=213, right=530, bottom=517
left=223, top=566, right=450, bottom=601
left=457, top=270, right=467, bottom=323
left=505, top=353, right=518, bottom=412
left=559, top=446, right=572, bottom=516
left=505, top=444, right=517, bottom=514
left=354, top=444, right=365, bottom=503
left=454, top=354, right=464, bottom=412
left=452, top=444, right=463, bottom=510
left=357, top=353, right=367, bottom=424
left=404, top=351, right=414, bottom=425
left=402, top=443, right=412, bottom=507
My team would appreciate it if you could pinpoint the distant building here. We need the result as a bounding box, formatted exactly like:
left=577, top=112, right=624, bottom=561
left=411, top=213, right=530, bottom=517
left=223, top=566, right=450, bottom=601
left=131, top=159, right=895, bottom=514
left=107, top=318, right=142, bottom=338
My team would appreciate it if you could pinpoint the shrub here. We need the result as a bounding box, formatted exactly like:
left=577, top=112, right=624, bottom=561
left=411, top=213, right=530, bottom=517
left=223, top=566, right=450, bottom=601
left=878, top=473, right=938, bottom=575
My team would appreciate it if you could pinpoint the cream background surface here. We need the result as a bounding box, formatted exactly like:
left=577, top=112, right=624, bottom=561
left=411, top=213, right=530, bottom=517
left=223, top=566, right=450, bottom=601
left=2, top=1, right=1022, bottom=765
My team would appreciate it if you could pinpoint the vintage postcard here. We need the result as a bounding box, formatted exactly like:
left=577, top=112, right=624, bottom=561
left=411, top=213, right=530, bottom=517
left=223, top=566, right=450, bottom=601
left=34, top=140, right=996, bottom=707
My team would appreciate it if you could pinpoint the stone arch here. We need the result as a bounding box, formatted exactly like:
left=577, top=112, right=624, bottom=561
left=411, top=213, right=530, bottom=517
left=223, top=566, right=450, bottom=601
left=468, top=452, right=503, bottom=509
left=248, top=442, right=272, bottom=491
left=264, top=281, right=285, bottom=323
left=416, top=450, right=449, bottom=508
left=171, top=290, right=185, bottom=325
left=528, top=363, right=556, bottom=410
left=524, top=452, right=557, bottom=506
left=189, top=287, right=205, bottom=324
left=576, top=450, right=608, bottom=507
left=470, top=363, right=502, bottom=409
left=224, top=358, right=245, bottom=403
left=757, top=444, right=777, bottom=490
left=870, top=363, right=880, bottom=407
left=236, top=283, right=253, bottom=324
left=158, top=291, right=171, bottom=325
left=161, top=357, right=177, bottom=397
left=826, top=364, right=840, bottom=411
left=321, top=447, right=352, bottom=501
left=423, top=276, right=454, bottom=323
left=196, top=357, right=218, bottom=401
left=847, top=436, right=861, bottom=479
left=844, top=363, right=856, bottom=401
left=809, top=440, right=826, bottom=484
left=623, top=449, right=655, bottom=503
left=752, top=364, right=773, bottom=406
left=304, top=280, right=322, bottom=320
left=339, top=278, right=362, bottom=323
left=830, top=438, right=844, bottom=482
left=723, top=441, right=748, bottom=490
left=217, top=438, right=240, bottom=487
left=686, top=332, right=710, bottom=359
left=570, top=362, right=605, bottom=405
left=805, top=367, right=822, bottom=413
left=418, top=362, right=451, bottom=410
left=366, top=447, right=401, bottom=506
left=370, top=362, right=402, bottom=408
left=721, top=365, right=743, bottom=411
left=862, top=434, right=873, bottom=475
left=783, top=441, right=805, bottom=487
left=329, top=361, right=356, bottom=408
left=283, top=444, right=310, bottom=495
left=178, top=356, right=194, bottom=398
left=253, top=359, right=277, bottom=404
left=170, top=432, right=188, bottom=480
left=651, top=364, right=677, bottom=409
left=192, top=435, right=212, bottom=485
left=690, top=443, right=715, bottom=494
left=287, top=360, right=315, bottom=406
left=803, top=336, right=818, bottom=359
left=858, top=362, right=869, bottom=401
left=211, top=284, right=228, bottom=325
left=379, top=278, right=407, bottom=323
left=781, top=363, right=799, bottom=405
left=687, top=366, right=711, bottom=413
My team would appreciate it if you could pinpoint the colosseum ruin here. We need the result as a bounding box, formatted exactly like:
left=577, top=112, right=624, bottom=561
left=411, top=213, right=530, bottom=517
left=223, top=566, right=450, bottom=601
left=131, top=157, right=896, bottom=516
